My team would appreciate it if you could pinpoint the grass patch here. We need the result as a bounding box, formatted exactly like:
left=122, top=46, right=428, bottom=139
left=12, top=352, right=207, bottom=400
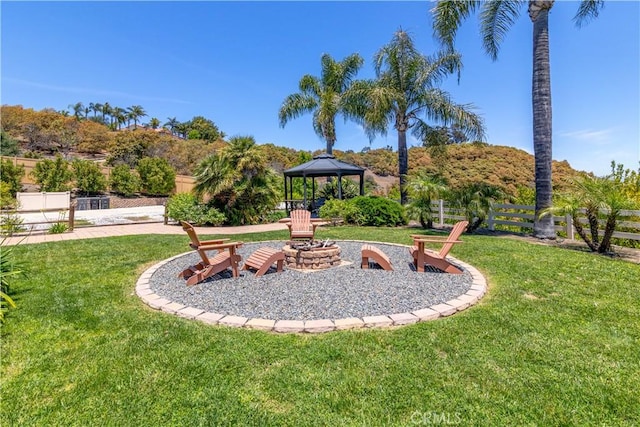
left=1, top=227, right=638, bottom=425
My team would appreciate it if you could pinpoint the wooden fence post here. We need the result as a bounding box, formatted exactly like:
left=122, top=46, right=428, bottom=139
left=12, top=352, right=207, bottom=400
left=565, top=213, right=574, bottom=240
left=68, top=203, right=75, bottom=231
left=488, top=206, right=495, bottom=231
left=438, top=199, right=444, bottom=227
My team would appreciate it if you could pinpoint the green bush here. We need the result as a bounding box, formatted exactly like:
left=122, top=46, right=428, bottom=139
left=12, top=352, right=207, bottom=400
left=136, top=157, right=176, bottom=196
left=346, top=196, right=407, bottom=227
left=166, top=193, right=225, bottom=226
left=261, top=210, right=288, bottom=224
left=0, top=212, right=25, bottom=237
left=319, top=199, right=359, bottom=225
left=72, top=159, right=107, bottom=195
left=318, top=178, right=359, bottom=200
left=109, top=164, right=140, bottom=196
left=0, top=238, right=21, bottom=324
left=30, top=156, right=73, bottom=192
left=0, top=159, right=25, bottom=197
left=0, top=182, right=18, bottom=209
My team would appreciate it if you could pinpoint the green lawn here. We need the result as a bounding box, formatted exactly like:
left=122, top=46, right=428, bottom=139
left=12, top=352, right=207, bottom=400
left=1, top=227, right=638, bottom=426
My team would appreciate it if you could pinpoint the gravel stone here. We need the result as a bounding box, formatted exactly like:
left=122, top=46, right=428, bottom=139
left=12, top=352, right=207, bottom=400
left=149, top=241, right=473, bottom=321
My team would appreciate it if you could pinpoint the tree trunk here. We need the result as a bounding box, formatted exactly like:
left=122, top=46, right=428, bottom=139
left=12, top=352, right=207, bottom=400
left=530, top=2, right=556, bottom=239
left=572, top=214, right=597, bottom=251
left=598, top=213, right=618, bottom=253
left=398, top=129, right=408, bottom=205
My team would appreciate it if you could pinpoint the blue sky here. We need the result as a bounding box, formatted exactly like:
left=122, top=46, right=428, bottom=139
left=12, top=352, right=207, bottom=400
left=1, top=1, right=638, bottom=176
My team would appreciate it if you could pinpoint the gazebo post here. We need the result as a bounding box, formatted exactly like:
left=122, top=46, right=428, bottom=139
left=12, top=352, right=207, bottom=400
left=338, top=174, right=343, bottom=199
left=303, top=176, right=308, bottom=210
left=359, top=172, right=364, bottom=195
left=284, top=175, right=288, bottom=214
left=312, top=177, right=316, bottom=213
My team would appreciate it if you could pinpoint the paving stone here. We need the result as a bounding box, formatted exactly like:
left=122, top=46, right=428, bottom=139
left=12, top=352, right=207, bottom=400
left=148, top=297, right=171, bottom=310
left=162, top=302, right=186, bottom=313
left=362, top=315, right=393, bottom=328
left=141, top=293, right=161, bottom=301
left=445, top=298, right=470, bottom=311
left=273, top=320, right=305, bottom=333
left=389, top=312, right=419, bottom=325
left=197, top=312, right=224, bottom=325
left=219, top=315, right=248, bottom=327
left=246, top=318, right=276, bottom=331
left=304, top=319, right=335, bottom=333
left=411, top=307, right=440, bottom=321
left=456, top=294, right=479, bottom=305
left=465, top=289, right=484, bottom=298
left=136, top=283, right=151, bottom=291
left=177, top=307, right=205, bottom=319
left=334, top=317, right=364, bottom=330
left=136, top=288, right=154, bottom=297
left=430, top=303, right=457, bottom=317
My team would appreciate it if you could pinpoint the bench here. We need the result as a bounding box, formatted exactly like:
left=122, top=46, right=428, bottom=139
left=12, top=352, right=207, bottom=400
left=242, top=247, right=285, bottom=277
left=361, top=244, right=393, bottom=271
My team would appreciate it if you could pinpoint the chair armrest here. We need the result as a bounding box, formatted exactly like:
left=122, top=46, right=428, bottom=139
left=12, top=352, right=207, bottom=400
left=413, top=238, right=463, bottom=244
left=199, top=241, right=244, bottom=251
left=410, top=234, right=448, bottom=240
left=199, top=238, right=230, bottom=245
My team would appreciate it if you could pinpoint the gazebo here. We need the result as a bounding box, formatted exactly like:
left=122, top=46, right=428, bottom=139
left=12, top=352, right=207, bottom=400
left=283, top=153, right=365, bottom=215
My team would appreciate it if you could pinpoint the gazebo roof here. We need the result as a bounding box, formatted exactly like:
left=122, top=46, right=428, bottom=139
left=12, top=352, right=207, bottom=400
left=283, top=153, right=365, bottom=178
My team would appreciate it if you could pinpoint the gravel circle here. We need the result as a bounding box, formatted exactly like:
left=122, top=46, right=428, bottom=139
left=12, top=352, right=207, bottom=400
left=149, top=240, right=473, bottom=321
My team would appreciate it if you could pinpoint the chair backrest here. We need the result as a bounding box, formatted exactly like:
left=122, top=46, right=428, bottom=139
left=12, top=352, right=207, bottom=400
left=181, top=221, right=209, bottom=264
left=290, top=209, right=311, bottom=232
left=438, top=220, right=469, bottom=258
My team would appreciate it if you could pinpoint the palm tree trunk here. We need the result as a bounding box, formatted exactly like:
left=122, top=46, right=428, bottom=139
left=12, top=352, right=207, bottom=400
left=398, top=129, right=408, bottom=205
left=598, top=213, right=618, bottom=253
left=531, top=3, right=556, bottom=239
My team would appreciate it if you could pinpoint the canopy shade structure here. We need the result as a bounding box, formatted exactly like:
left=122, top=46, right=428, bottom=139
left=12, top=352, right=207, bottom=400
left=283, top=153, right=365, bottom=215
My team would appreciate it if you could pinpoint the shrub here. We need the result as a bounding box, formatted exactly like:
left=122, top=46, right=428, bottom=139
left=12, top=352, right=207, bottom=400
left=0, top=238, right=21, bottom=324
left=346, top=196, right=407, bottom=227
left=318, top=178, right=359, bottom=200
left=72, top=159, right=107, bottom=195
left=0, top=182, right=18, bottom=209
left=0, top=212, right=25, bottom=237
left=166, top=193, right=225, bottom=226
left=261, top=210, right=288, bottom=224
left=30, top=156, right=73, bottom=192
left=319, top=199, right=359, bottom=225
left=136, top=157, right=176, bottom=196
left=0, top=159, right=25, bottom=197
left=109, top=164, right=140, bottom=197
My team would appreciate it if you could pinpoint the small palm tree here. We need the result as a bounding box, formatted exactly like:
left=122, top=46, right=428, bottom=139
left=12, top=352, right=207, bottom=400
left=543, top=174, right=638, bottom=253
left=164, top=117, right=180, bottom=135
left=406, top=173, right=448, bottom=229
left=279, top=53, right=364, bottom=155
left=448, top=183, right=504, bottom=233
left=346, top=30, right=485, bottom=205
left=194, top=136, right=280, bottom=225
left=68, top=102, right=84, bottom=120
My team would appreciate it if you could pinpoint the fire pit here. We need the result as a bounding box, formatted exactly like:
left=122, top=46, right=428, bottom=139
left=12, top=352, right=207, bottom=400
left=283, top=240, right=341, bottom=270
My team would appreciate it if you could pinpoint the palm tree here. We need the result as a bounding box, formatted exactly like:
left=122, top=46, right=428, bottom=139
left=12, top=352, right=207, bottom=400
left=542, top=174, right=638, bottom=253
left=431, top=0, right=605, bottom=239
left=347, top=30, right=485, bottom=205
left=101, top=102, right=112, bottom=124
left=448, top=183, right=505, bottom=233
left=164, top=117, right=180, bottom=135
left=279, top=53, right=364, bottom=155
left=406, top=172, right=448, bottom=228
left=91, top=103, right=102, bottom=119
left=127, top=105, right=147, bottom=129
left=194, top=136, right=280, bottom=225
left=68, top=102, right=84, bottom=120
left=148, top=117, right=160, bottom=129
left=112, top=107, right=127, bottom=130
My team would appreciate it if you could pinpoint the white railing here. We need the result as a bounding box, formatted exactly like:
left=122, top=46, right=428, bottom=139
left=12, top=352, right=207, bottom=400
left=430, top=201, right=640, bottom=242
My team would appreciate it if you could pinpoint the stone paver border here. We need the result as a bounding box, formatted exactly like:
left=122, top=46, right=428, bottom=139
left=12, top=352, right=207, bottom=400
left=135, top=243, right=488, bottom=334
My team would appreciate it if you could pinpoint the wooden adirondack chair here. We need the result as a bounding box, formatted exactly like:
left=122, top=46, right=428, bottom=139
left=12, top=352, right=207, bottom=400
left=287, top=209, right=318, bottom=241
left=409, top=220, right=469, bottom=274
left=178, top=221, right=243, bottom=285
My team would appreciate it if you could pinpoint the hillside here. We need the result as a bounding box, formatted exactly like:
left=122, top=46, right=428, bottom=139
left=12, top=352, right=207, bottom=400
left=1, top=104, right=585, bottom=198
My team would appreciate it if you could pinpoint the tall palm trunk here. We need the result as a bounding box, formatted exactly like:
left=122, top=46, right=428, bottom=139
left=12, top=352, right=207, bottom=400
left=530, top=0, right=556, bottom=239
left=398, top=129, right=408, bottom=205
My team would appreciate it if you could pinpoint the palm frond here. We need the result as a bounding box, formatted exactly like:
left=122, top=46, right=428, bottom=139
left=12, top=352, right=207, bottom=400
left=573, top=0, right=605, bottom=28
left=431, top=0, right=481, bottom=49
left=479, top=0, right=523, bottom=60
left=278, top=93, right=318, bottom=127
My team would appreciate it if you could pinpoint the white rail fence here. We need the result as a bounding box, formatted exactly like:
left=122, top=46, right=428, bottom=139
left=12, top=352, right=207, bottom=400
left=430, top=200, right=640, bottom=242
